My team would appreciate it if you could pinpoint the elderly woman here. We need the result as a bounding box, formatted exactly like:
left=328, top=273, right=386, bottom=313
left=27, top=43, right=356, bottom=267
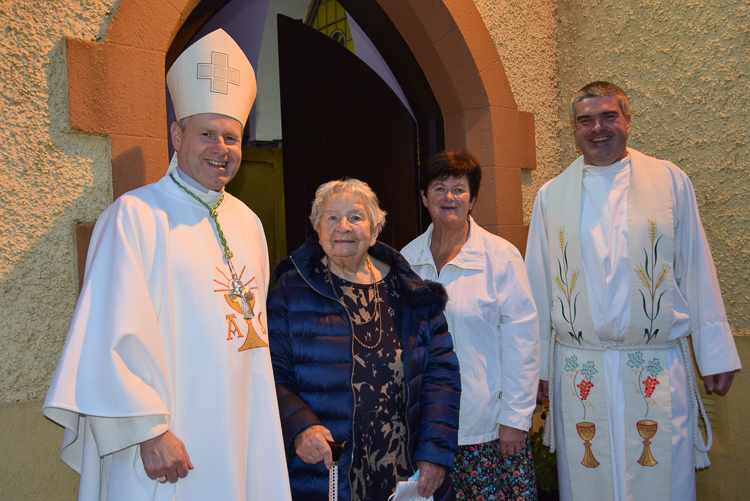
left=401, top=150, right=540, bottom=499
left=268, top=178, right=461, bottom=501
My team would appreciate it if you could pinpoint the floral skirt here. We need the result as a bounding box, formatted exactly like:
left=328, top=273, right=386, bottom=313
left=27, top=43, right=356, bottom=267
left=451, top=434, right=537, bottom=500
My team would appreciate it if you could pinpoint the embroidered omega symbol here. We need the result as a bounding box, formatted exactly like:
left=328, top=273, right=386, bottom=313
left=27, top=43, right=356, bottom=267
left=197, top=51, right=240, bottom=94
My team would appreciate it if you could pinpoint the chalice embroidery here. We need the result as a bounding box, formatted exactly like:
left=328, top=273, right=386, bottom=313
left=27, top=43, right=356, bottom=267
left=627, top=351, right=662, bottom=466
left=215, top=265, right=268, bottom=351
left=565, top=355, right=600, bottom=468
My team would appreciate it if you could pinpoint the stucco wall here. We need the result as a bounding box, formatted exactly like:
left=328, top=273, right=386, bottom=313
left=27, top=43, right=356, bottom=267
left=0, top=1, right=117, bottom=404
left=476, top=0, right=749, bottom=339
left=554, top=1, right=749, bottom=494
left=474, top=0, right=562, bottom=224
left=476, top=0, right=749, bottom=496
left=0, top=0, right=746, bottom=498
left=555, top=0, right=749, bottom=336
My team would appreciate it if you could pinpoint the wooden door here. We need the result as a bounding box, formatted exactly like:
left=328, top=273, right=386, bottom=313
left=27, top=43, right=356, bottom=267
left=226, top=147, right=286, bottom=272
left=277, top=14, right=422, bottom=252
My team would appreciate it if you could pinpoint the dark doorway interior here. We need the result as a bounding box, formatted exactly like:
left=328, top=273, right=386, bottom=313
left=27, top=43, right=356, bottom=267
left=167, top=0, right=444, bottom=256
left=278, top=13, right=442, bottom=252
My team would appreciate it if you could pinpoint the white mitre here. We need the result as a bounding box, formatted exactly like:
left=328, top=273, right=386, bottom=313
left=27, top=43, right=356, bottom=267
left=167, top=28, right=256, bottom=127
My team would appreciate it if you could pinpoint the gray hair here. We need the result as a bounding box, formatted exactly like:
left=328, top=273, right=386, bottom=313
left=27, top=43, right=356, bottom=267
left=309, top=178, right=387, bottom=239
left=177, top=116, right=191, bottom=130
left=570, top=81, right=630, bottom=126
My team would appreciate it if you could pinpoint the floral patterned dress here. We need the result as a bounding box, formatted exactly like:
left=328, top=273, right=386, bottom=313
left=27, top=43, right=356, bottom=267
left=451, top=435, right=537, bottom=500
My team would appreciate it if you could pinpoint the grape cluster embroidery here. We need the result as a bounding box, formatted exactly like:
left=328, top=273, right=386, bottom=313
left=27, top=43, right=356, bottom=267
left=642, top=376, right=660, bottom=398
left=565, top=355, right=598, bottom=420
left=627, top=351, right=664, bottom=418
left=577, top=379, right=594, bottom=400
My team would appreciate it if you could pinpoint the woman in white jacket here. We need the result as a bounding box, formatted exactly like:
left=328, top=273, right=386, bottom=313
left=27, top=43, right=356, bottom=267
left=401, top=150, right=540, bottom=499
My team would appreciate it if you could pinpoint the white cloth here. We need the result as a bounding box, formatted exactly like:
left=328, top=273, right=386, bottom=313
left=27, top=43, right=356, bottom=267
left=43, top=174, right=291, bottom=500
left=525, top=151, right=741, bottom=501
left=401, top=217, right=540, bottom=445
left=167, top=29, right=256, bottom=127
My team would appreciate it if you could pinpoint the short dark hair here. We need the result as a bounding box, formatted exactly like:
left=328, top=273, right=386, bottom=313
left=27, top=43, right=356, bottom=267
left=570, top=81, right=630, bottom=126
left=420, top=150, right=482, bottom=202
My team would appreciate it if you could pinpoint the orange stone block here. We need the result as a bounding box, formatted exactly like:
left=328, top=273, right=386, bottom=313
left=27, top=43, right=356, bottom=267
left=481, top=59, right=517, bottom=110
left=459, top=9, right=501, bottom=73
left=67, top=38, right=166, bottom=139
left=492, top=167, right=524, bottom=225
left=490, top=107, right=537, bottom=169
left=484, top=224, right=530, bottom=257
left=110, top=135, right=170, bottom=198
left=106, top=0, right=187, bottom=51
left=401, top=0, right=461, bottom=43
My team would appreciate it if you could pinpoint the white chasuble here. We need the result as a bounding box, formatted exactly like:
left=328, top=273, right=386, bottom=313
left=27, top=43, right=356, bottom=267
left=545, top=150, right=676, bottom=500
left=43, top=174, right=291, bottom=501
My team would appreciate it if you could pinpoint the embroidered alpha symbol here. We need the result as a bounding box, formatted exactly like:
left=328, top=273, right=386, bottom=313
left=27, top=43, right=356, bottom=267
left=197, top=51, right=240, bottom=94
left=214, top=266, right=268, bottom=351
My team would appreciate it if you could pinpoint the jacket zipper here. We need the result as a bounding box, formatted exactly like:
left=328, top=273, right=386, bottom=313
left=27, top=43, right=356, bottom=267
left=290, top=256, right=356, bottom=497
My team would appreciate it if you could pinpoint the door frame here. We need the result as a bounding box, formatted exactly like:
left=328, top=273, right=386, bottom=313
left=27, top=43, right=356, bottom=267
left=66, top=0, right=536, bottom=265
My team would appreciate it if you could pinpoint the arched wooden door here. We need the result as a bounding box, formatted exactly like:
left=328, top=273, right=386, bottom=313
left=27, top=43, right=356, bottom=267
left=278, top=13, right=436, bottom=252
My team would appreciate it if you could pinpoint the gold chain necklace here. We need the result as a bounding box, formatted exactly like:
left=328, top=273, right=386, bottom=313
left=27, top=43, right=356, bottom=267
left=326, top=256, right=383, bottom=349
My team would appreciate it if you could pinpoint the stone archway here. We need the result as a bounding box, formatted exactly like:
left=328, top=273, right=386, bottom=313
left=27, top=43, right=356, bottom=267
left=374, top=0, right=536, bottom=251
left=67, top=0, right=535, bottom=252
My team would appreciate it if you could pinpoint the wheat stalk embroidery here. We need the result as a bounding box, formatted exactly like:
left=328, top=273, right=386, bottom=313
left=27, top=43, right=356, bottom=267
left=634, top=220, right=670, bottom=343
left=555, top=228, right=583, bottom=344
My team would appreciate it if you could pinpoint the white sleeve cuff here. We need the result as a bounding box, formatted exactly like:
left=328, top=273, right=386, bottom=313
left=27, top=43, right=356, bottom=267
left=89, top=415, right=169, bottom=456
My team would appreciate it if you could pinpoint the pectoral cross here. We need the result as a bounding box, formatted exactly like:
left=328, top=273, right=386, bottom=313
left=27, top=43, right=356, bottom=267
left=229, top=278, right=255, bottom=320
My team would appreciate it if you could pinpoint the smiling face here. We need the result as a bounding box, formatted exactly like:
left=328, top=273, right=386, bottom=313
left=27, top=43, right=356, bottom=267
left=316, top=192, right=376, bottom=264
left=421, top=175, right=475, bottom=228
left=573, top=95, right=632, bottom=166
left=170, top=113, right=243, bottom=191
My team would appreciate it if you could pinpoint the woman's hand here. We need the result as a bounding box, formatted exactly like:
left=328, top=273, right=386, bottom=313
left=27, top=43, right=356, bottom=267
left=415, top=461, right=445, bottom=499
left=293, top=425, right=334, bottom=469
left=499, top=424, right=527, bottom=458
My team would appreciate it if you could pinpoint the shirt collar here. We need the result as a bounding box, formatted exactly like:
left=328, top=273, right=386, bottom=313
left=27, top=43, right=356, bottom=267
left=408, top=216, right=486, bottom=271
left=174, top=166, right=223, bottom=206
left=582, top=153, right=631, bottom=176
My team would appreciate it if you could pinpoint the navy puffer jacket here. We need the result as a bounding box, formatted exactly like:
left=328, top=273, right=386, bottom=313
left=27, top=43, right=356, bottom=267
left=268, top=237, right=461, bottom=501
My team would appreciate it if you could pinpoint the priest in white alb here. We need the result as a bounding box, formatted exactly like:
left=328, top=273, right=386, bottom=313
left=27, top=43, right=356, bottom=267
left=525, top=81, right=741, bottom=501
left=43, top=29, right=291, bottom=500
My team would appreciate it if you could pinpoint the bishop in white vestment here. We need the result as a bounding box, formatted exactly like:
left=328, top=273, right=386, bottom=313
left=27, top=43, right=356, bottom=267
left=525, top=82, right=740, bottom=501
left=43, top=30, right=291, bottom=500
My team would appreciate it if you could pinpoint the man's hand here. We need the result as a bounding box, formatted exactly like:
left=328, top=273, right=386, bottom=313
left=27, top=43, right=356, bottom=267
left=704, top=370, right=735, bottom=396
left=294, top=425, right=334, bottom=469
left=537, top=380, right=549, bottom=402
left=500, top=424, right=527, bottom=458
left=140, top=431, right=193, bottom=483
left=415, top=461, right=445, bottom=499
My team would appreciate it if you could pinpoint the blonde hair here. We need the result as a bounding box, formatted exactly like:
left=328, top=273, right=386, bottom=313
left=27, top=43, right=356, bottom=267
left=309, top=178, right=387, bottom=239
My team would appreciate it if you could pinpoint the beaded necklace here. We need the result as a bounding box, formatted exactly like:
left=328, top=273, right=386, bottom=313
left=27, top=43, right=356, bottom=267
left=326, top=256, right=382, bottom=349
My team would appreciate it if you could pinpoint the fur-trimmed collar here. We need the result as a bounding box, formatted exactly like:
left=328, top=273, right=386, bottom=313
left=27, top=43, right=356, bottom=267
left=273, top=236, right=447, bottom=311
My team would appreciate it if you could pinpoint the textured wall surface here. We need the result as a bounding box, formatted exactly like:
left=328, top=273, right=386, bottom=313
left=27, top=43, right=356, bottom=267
left=476, top=0, right=748, bottom=336
left=474, top=0, right=562, bottom=223
left=475, top=0, right=749, bottom=496
left=555, top=0, right=749, bottom=335
left=0, top=0, right=117, bottom=404
left=0, top=0, right=747, bottom=497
